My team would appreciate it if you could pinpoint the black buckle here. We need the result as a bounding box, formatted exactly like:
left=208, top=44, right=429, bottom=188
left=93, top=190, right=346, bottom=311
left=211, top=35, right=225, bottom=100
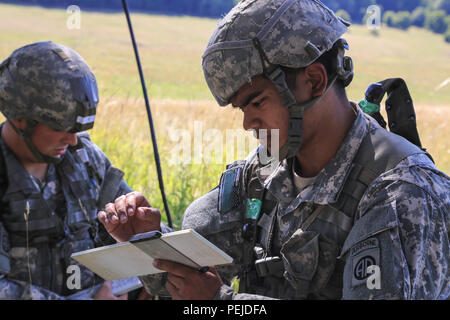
left=255, top=256, right=284, bottom=278
left=242, top=220, right=256, bottom=242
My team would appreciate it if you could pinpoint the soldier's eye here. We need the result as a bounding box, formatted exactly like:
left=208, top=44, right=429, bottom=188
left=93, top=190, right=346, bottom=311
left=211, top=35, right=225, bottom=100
left=252, top=97, right=266, bottom=108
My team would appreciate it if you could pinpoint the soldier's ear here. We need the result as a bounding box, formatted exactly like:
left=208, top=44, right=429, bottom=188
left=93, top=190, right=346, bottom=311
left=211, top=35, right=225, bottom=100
left=302, top=63, right=328, bottom=98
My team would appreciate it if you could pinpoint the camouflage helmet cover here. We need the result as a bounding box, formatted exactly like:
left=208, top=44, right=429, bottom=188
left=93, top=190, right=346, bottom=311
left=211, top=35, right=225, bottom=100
left=202, top=0, right=350, bottom=106
left=0, top=41, right=98, bottom=132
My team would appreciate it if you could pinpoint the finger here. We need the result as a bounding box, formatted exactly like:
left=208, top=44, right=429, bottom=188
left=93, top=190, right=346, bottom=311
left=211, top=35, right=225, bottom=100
left=102, top=280, right=112, bottom=289
left=137, top=207, right=161, bottom=222
left=125, top=192, right=137, bottom=216
left=104, top=203, right=119, bottom=224
left=153, top=259, right=194, bottom=278
left=114, top=195, right=128, bottom=223
left=207, top=266, right=224, bottom=286
left=134, top=192, right=151, bottom=208
left=165, top=279, right=181, bottom=300
left=208, top=266, right=221, bottom=278
left=124, top=192, right=150, bottom=217
left=98, top=211, right=121, bottom=235
left=98, top=211, right=107, bottom=226
left=167, top=273, right=186, bottom=291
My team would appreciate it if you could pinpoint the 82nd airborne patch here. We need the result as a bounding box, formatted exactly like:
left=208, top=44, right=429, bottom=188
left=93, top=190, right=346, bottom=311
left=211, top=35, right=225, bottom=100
left=350, top=237, right=380, bottom=288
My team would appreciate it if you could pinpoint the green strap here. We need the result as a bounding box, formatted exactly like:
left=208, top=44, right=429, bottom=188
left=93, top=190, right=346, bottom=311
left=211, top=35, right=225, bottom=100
left=359, top=99, right=380, bottom=114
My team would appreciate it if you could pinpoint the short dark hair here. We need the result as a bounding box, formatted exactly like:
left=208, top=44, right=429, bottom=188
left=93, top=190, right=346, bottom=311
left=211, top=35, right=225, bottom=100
left=281, top=41, right=346, bottom=97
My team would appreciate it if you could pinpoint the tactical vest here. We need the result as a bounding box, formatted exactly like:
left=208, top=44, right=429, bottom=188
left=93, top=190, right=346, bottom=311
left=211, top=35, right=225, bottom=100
left=0, top=127, right=111, bottom=294
left=0, top=137, right=99, bottom=246
left=221, top=117, right=426, bottom=299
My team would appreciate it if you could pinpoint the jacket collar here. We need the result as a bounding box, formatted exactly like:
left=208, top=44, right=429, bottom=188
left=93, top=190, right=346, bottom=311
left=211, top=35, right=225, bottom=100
left=256, top=104, right=368, bottom=215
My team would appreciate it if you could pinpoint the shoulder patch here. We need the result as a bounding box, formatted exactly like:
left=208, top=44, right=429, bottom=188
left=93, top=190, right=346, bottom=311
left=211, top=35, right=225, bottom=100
left=351, top=237, right=380, bottom=288
left=218, top=166, right=242, bottom=214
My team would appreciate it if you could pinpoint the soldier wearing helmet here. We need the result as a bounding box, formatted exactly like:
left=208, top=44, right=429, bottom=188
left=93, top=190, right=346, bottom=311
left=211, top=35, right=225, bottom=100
left=101, top=0, right=449, bottom=300
left=0, top=41, right=148, bottom=299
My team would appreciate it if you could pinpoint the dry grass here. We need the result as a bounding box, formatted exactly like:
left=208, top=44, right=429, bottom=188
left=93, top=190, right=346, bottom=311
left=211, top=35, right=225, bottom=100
left=414, top=105, right=450, bottom=171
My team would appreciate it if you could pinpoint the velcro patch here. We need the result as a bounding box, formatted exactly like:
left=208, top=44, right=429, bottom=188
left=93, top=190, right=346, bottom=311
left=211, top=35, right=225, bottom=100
left=52, top=48, right=71, bottom=62
left=351, top=237, right=380, bottom=288
left=75, top=147, right=89, bottom=163
left=218, top=167, right=242, bottom=214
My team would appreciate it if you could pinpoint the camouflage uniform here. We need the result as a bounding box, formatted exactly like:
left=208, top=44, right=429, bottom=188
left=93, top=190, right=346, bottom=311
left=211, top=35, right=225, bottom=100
left=141, top=104, right=449, bottom=300
left=0, top=125, right=132, bottom=299
left=140, top=0, right=449, bottom=299
left=0, top=41, right=134, bottom=299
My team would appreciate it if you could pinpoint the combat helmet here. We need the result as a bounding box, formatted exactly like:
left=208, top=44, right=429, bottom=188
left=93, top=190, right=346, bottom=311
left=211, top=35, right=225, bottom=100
left=202, top=0, right=354, bottom=160
left=0, top=41, right=99, bottom=163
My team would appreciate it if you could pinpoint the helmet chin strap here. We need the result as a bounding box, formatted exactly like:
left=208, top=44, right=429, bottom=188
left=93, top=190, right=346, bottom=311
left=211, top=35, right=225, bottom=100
left=7, top=119, right=63, bottom=165
left=266, top=67, right=338, bottom=161
left=252, top=38, right=353, bottom=162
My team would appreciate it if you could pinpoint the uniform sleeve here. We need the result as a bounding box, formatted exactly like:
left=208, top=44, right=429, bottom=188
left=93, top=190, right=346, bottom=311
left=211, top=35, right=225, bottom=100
left=395, top=183, right=449, bottom=299
left=0, top=221, right=11, bottom=276
left=341, top=180, right=449, bottom=300
left=78, top=134, right=134, bottom=246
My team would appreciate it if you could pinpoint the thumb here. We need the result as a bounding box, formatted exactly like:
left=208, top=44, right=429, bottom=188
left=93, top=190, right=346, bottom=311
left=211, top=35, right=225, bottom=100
left=208, top=266, right=223, bottom=283
left=103, top=280, right=113, bottom=289
left=209, top=266, right=220, bottom=276
left=135, top=192, right=151, bottom=207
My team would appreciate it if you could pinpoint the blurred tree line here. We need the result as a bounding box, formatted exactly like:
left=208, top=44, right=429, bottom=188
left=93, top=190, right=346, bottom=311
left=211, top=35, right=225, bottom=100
left=1, top=0, right=449, bottom=41
left=0, top=0, right=238, bottom=17
left=324, top=0, right=450, bottom=42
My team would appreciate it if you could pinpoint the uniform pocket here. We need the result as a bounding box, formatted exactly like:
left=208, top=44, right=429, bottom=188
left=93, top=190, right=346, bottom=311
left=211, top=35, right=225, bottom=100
left=280, top=230, right=319, bottom=298
left=340, top=200, right=407, bottom=300
left=281, top=229, right=340, bottom=298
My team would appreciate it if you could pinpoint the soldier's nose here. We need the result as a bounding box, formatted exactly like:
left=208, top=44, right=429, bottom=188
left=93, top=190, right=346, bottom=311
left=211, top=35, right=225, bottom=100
left=243, top=110, right=261, bottom=132
left=64, top=133, right=78, bottom=146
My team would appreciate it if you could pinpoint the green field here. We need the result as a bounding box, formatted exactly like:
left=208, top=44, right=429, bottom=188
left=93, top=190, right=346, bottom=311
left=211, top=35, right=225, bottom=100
left=0, top=4, right=449, bottom=227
